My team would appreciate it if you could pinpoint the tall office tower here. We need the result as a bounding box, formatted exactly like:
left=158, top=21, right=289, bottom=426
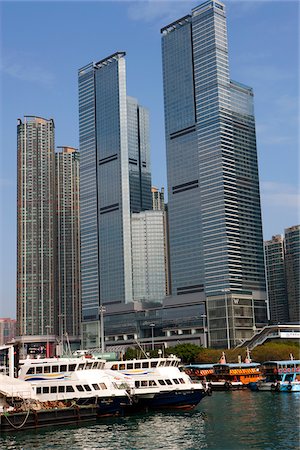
left=78, top=52, right=132, bottom=325
left=264, top=236, right=289, bottom=323
left=56, top=147, right=81, bottom=339
left=285, top=225, right=300, bottom=322
left=152, top=186, right=165, bottom=211
left=161, top=1, right=267, bottom=347
left=17, top=116, right=56, bottom=338
left=127, top=96, right=152, bottom=212
left=78, top=52, right=152, bottom=344
left=131, top=211, right=166, bottom=302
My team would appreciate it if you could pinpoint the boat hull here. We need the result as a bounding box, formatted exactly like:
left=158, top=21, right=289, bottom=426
left=97, top=395, right=131, bottom=417
left=132, top=389, right=206, bottom=411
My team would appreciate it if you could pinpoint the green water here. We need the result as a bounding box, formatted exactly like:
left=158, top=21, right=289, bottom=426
left=1, top=391, right=299, bottom=449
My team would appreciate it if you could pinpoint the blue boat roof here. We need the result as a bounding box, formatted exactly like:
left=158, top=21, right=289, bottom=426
left=263, top=360, right=300, bottom=365
left=184, top=364, right=214, bottom=369
left=213, top=363, right=261, bottom=368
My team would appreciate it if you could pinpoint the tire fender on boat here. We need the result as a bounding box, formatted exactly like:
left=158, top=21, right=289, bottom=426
left=287, top=384, right=292, bottom=391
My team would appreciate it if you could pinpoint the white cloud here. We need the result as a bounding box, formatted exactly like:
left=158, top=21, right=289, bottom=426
left=0, top=55, right=55, bottom=87
left=261, top=181, right=300, bottom=209
left=127, top=0, right=196, bottom=24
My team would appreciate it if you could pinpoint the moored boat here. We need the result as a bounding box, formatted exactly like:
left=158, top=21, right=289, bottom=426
left=16, top=356, right=132, bottom=417
left=105, top=355, right=208, bottom=410
left=248, top=358, right=300, bottom=392
left=184, top=350, right=261, bottom=390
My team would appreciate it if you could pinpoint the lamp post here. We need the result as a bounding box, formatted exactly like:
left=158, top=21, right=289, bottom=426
left=58, top=314, right=64, bottom=356
left=222, top=288, right=231, bottom=349
left=45, top=325, right=51, bottom=358
left=150, top=323, right=155, bottom=351
left=201, top=314, right=207, bottom=348
left=98, top=305, right=106, bottom=354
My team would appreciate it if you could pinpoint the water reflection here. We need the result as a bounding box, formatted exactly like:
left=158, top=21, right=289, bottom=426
left=1, top=392, right=299, bottom=450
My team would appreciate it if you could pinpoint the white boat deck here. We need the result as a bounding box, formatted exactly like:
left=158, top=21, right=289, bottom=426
left=0, top=374, right=34, bottom=399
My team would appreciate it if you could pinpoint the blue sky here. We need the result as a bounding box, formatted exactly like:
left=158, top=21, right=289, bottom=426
left=0, top=0, right=299, bottom=318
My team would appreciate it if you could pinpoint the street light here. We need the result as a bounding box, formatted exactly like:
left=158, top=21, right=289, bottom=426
left=98, top=305, right=106, bottom=354
left=222, top=288, right=231, bottom=349
left=201, top=314, right=207, bottom=348
left=45, top=325, right=51, bottom=358
left=150, top=323, right=155, bottom=351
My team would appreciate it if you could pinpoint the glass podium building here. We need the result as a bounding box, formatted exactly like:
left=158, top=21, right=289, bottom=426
left=161, top=0, right=267, bottom=346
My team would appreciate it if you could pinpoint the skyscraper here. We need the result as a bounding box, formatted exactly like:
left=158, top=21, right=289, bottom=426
left=17, top=116, right=56, bottom=338
left=78, top=52, right=153, bottom=344
left=56, top=147, right=81, bottom=339
left=285, top=225, right=300, bottom=322
left=161, top=1, right=267, bottom=347
left=264, top=235, right=289, bottom=323
left=131, top=210, right=166, bottom=303
left=127, top=96, right=152, bottom=212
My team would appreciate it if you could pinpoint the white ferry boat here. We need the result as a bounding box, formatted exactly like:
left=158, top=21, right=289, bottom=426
left=105, top=356, right=208, bottom=410
left=17, top=357, right=132, bottom=416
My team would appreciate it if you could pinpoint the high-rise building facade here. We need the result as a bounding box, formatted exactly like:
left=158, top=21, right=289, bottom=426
left=127, top=96, right=152, bottom=212
left=152, top=186, right=165, bottom=211
left=131, top=210, right=166, bottom=303
left=161, top=0, right=267, bottom=347
left=285, top=225, right=300, bottom=322
left=78, top=52, right=153, bottom=345
left=56, top=147, right=81, bottom=339
left=17, top=116, right=56, bottom=337
left=264, top=235, right=289, bottom=323
left=78, top=52, right=132, bottom=327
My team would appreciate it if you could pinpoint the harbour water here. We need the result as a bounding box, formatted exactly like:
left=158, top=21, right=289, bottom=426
left=1, top=391, right=299, bottom=449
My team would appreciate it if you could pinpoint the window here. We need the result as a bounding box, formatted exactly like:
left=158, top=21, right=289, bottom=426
left=50, top=386, right=57, bottom=393
left=150, top=362, right=157, bottom=368
left=42, top=386, right=49, bottom=393
left=135, top=381, right=140, bottom=388
left=142, top=362, right=149, bottom=369
left=37, top=387, right=41, bottom=394
left=158, top=380, right=166, bottom=385
left=52, top=366, right=58, bottom=373
left=58, top=386, right=65, bottom=393
left=127, top=363, right=133, bottom=370
left=173, top=379, right=179, bottom=385
left=27, top=367, right=35, bottom=374
left=76, top=385, right=84, bottom=392
left=99, top=383, right=107, bottom=390
left=111, top=364, right=118, bottom=370
left=66, top=386, right=75, bottom=393
left=141, top=381, right=147, bottom=387
left=119, top=364, right=125, bottom=370
left=78, top=364, right=85, bottom=371
left=84, top=385, right=92, bottom=391
left=149, top=380, right=157, bottom=386
left=36, top=367, right=43, bottom=374
left=92, top=384, right=100, bottom=390
left=60, top=365, right=67, bottom=372
left=179, top=378, right=185, bottom=384
left=86, top=363, right=93, bottom=370
left=165, top=379, right=172, bottom=385
left=134, top=363, right=141, bottom=369
left=69, top=364, right=76, bottom=372
left=44, top=366, right=50, bottom=373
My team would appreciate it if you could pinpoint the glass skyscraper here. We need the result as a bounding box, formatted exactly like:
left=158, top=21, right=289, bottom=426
left=17, top=116, right=56, bottom=337
left=78, top=53, right=152, bottom=341
left=161, top=1, right=267, bottom=346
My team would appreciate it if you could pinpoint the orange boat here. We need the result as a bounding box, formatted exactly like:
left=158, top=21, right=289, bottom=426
left=184, top=351, right=262, bottom=390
